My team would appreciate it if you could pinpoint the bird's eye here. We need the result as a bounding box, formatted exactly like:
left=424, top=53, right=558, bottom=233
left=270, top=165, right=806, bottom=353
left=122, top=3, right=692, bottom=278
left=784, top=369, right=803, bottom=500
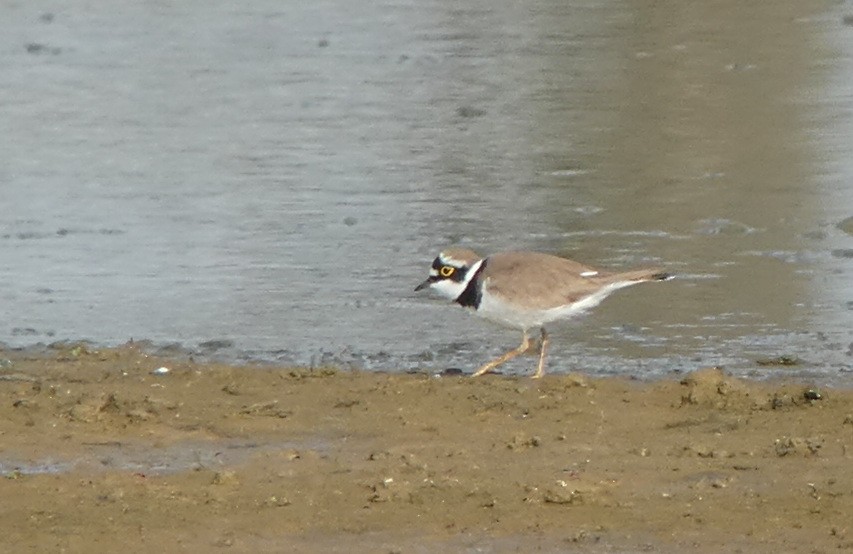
left=439, top=266, right=455, bottom=277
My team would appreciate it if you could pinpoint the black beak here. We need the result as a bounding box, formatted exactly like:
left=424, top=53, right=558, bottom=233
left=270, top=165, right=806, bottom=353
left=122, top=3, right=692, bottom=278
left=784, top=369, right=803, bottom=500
left=414, top=277, right=434, bottom=292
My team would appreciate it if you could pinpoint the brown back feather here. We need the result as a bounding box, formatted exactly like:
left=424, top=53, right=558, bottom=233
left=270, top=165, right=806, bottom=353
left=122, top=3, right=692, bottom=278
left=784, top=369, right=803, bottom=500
left=481, top=251, right=665, bottom=310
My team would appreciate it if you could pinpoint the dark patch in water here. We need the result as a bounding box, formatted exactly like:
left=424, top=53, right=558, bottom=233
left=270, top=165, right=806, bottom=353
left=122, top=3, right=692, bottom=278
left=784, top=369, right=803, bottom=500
left=198, top=339, right=235, bottom=351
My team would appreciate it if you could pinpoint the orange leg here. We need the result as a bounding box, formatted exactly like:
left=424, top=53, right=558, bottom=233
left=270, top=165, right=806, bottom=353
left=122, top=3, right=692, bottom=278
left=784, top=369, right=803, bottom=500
left=471, top=330, right=531, bottom=377
left=532, top=327, right=548, bottom=379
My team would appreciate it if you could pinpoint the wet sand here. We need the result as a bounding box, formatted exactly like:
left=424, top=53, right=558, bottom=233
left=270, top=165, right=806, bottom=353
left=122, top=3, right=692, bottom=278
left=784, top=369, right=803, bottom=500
left=1, top=343, right=851, bottom=553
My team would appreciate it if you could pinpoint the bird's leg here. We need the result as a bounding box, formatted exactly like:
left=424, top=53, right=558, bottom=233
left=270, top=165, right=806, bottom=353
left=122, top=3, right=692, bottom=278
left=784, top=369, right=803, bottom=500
left=532, top=327, right=549, bottom=379
left=471, top=330, right=531, bottom=377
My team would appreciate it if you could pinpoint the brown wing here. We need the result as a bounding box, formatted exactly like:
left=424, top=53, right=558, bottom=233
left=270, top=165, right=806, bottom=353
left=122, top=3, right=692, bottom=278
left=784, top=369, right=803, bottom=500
left=481, top=252, right=610, bottom=310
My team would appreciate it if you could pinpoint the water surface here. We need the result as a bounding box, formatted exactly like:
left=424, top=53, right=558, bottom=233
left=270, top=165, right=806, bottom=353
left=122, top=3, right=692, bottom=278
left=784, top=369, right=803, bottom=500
left=2, top=0, right=852, bottom=383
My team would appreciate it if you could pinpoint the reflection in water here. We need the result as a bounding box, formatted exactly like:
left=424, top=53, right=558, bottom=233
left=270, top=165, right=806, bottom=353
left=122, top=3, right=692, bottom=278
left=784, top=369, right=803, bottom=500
left=0, top=0, right=851, bottom=382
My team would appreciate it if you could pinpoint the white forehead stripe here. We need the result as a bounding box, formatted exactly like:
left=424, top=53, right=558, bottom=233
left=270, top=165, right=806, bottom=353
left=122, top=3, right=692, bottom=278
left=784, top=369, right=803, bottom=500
left=580, top=271, right=598, bottom=277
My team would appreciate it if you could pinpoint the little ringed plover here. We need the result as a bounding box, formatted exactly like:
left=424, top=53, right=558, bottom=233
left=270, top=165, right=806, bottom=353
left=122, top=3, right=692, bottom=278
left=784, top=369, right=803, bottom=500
left=415, top=248, right=671, bottom=378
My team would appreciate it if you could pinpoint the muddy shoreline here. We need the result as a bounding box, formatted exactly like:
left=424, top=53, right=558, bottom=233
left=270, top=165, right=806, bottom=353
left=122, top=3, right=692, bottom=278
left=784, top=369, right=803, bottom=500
left=1, top=343, right=851, bottom=553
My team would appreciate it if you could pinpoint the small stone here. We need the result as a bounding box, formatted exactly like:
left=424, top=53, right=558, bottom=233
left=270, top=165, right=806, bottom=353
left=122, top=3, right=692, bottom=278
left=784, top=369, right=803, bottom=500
left=264, top=495, right=291, bottom=507
left=211, top=471, right=239, bottom=486
left=774, top=436, right=822, bottom=457
left=544, top=489, right=581, bottom=505
left=283, top=450, right=301, bottom=461
left=803, top=389, right=822, bottom=401
left=126, top=409, right=152, bottom=421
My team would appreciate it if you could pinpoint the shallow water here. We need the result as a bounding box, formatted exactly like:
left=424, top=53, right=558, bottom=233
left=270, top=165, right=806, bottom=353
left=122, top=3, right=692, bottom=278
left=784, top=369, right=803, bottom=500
left=2, top=1, right=852, bottom=383
left=0, top=438, right=321, bottom=477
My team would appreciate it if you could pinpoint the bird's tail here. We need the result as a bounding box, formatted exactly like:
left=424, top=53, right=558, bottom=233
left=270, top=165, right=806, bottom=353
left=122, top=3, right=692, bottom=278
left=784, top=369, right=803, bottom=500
left=609, top=268, right=673, bottom=283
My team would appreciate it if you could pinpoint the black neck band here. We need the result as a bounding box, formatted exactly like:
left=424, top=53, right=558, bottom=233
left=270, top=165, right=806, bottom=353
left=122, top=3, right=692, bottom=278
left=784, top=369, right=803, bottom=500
left=455, top=260, right=487, bottom=308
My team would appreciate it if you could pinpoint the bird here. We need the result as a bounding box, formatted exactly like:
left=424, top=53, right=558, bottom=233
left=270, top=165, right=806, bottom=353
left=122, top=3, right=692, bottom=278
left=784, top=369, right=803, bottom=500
left=415, top=248, right=671, bottom=378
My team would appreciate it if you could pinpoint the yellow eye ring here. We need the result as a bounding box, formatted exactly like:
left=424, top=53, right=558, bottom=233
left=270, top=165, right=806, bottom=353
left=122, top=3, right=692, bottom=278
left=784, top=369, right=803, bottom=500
left=439, top=266, right=455, bottom=277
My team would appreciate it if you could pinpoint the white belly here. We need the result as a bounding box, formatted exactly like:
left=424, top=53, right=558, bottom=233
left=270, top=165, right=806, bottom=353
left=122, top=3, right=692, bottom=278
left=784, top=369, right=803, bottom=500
left=475, top=280, right=640, bottom=331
